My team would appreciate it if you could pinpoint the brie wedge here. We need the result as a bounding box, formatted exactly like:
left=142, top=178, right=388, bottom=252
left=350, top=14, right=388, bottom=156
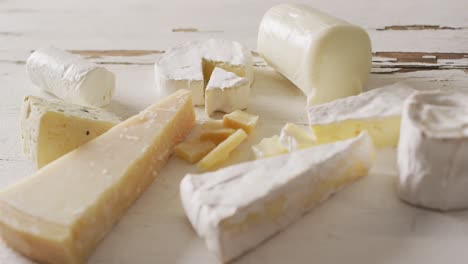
left=205, top=68, right=250, bottom=116
left=0, top=90, right=195, bottom=264
left=398, top=91, right=468, bottom=211
left=20, top=95, right=121, bottom=168
left=181, top=132, right=374, bottom=262
left=155, top=39, right=253, bottom=105
left=26, top=47, right=115, bottom=107
left=308, top=83, right=416, bottom=147
left=258, top=3, right=372, bottom=105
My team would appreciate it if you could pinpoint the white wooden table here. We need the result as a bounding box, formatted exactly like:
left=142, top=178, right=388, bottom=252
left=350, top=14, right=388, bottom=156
left=1, top=0, right=467, bottom=263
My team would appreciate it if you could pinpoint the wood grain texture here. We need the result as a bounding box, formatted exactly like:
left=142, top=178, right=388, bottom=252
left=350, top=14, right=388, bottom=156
left=0, top=0, right=467, bottom=263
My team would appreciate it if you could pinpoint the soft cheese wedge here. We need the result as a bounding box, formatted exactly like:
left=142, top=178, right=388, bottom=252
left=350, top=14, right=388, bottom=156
left=181, top=132, right=374, bottom=262
left=308, top=83, right=415, bottom=148
left=398, top=91, right=468, bottom=211
left=0, top=90, right=195, bottom=264
left=205, top=68, right=250, bottom=116
left=20, top=95, right=121, bottom=168
left=252, top=135, right=287, bottom=159
left=258, top=3, right=372, bottom=105
left=279, top=123, right=316, bottom=151
left=155, top=39, right=253, bottom=105
left=26, top=47, right=115, bottom=107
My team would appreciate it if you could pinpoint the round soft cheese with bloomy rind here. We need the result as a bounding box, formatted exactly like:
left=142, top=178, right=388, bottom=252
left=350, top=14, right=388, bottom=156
left=155, top=39, right=253, bottom=106
left=398, top=90, right=468, bottom=211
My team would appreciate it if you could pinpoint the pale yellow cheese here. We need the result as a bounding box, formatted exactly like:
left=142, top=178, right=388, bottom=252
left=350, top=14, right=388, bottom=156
left=175, top=140, right=216, bottom=163
left=198, top=129, right=247, bottom=170
left=200, top=120, right=224, bottom=130
left=311, top=116, right=401, bottom=148
left=200, top=127, right=236, bottom=144
left=20, top=96, right=121, bottom=168
left=0, top=89, right=195, bottom=264
left=223, top=110, right=259, bottom=134
left=252, top=135, right=287, bottom=159
left=279, top=123, right=316, bottom=151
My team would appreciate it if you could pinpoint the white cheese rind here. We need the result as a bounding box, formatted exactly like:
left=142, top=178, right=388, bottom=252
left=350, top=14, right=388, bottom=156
left=181, top=132, right=374, bottom=262
left=397, top=91, right=468, bottom=211
left=205, top=68, right=250, bottom=116
left=308, top=83, right=416, bottom=125
left=155, top=39, right=253, bottom=105
left=26, top=47, right=115, bottom=107
left=20, top=95, right=121, bottom=168
left=258, top=3, right=372, bottom=105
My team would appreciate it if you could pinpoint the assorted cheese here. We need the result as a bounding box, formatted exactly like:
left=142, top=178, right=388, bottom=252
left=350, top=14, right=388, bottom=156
left=200, top=127, right=236, bottom=144
left=398, top=91, right=468, bottom=211
left=198, top=129, right=248, bottom=171
left=258, top=3, right=372, bottom=105
left=252, top=135, right=287, bottom=159
left=308, top=83, right=416, bottom=148
left=223, top=110, right=259, bottom=134
left=205, top=68, right=250, bottom=116
left=181, top=132, right=374, bottom=262
left=26, top=47, right=115, bottom=107
left=155, top=39, right=253, bottom=106
left=20, top=95, right=121, bottom=168
left=0, top=90, right=195, bottom=264
left=279, top=123, right=316, bottom=151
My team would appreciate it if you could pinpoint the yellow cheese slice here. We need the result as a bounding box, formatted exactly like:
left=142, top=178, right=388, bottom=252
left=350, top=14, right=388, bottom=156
left=198, top=129, right=247, bottom=170
left=0, top=90, right=196, bottom=264
left=175, top=140, right=216, bottom=163
left=223, top=110, right=259, bottom=134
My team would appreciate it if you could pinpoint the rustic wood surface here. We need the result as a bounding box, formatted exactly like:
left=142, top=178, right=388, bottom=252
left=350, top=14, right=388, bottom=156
left=0, top=0, right=467, bottom=263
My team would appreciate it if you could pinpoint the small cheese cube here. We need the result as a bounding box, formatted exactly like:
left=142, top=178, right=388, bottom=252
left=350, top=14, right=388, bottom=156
left=198, top=129, right=248, bottom=170
left=279, top=123, right=316, bottom=151
left=175, top=140, right=216, bottom=163
left=200, top=120, right=224, bottom=130
left=200, top=128, right=236, bottom=144
left=223, top=110, right=259, bottom=134
left=20, top=95, right=121, bottom=168
left=252, top=135, right=287, bottom=159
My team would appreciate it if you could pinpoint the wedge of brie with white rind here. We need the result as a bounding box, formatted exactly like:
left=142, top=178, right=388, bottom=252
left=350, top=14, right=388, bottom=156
left=205, top=68, right=250, bottom=116
left=26, top=47, right=115, bottom=107
left=181, top=132, right=374, bottom=262
left=308, top=83, right=416, bottom=148
left=279, top=123, right=316, bottom=151
left=0, top=90, right=195, bottom=264
left=398, top=91, right=468, bottom=211
left=258, top=3, right=372, bottom=105
left=155, top=39, right=253, bottom=105
left=20, top=95, right=121, bottom=168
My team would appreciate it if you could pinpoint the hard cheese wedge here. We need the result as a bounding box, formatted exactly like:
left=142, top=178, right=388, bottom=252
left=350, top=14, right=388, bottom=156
left=181, top=132, right=374, bottom=262
left=0, top=90, right=195, bottom=264
left=308, top=83, right=415, bottom=147
left=20, top=95, right=121, bottom=168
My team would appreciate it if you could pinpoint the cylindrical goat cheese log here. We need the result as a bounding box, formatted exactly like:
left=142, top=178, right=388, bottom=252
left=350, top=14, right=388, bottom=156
left=26, top=47, right=115, bottom=107
left=398, top=91, right=468, bottom=211
left=258, top=3, right=372, bottom=105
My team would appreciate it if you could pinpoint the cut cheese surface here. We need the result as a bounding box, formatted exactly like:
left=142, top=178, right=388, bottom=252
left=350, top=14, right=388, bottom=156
left=175, top=140, right=216, bottom=163
left=258, top=3, right=372, bottom=105
left=205, top=67, right=250, bottom=116
left=0, top=90, right=195, bottom=264
left=398, top=91, right=468, bottom=211
left=20, top=95, right=121, bottom=168
left=197, top=129, right=247, bottom=170
left=200, top=127, right=236, bottom=145
left=308, top=83, right=415, bottom=147
left=155, top=39, right=253, bottom=105
left=223, top=110, right=259, bottom=134
left=181, top=132, right=374, bottom=262
left=26, top=47, right=115, bottom=107
left=279, top=123, right=316, bottom=151
left=252, top=135, right=287, bottom=159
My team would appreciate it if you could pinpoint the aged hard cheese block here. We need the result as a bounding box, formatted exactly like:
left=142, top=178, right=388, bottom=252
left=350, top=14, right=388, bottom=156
left=258, top=3, right=372, bottom=105
left=398, top=91, right=468, bottom=211
left=181, top=132, right=374, bottom=262
left=155, top=39, right=253, bottom=105
left=0, top=90, right=195, bottom=264
left=26, top=47, right=115, bottom=107
left=20, top=95, right=121, bottom=168
left=205, top=68, right=250, bottom=116
left=308, top=83, right=415, bottom=147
